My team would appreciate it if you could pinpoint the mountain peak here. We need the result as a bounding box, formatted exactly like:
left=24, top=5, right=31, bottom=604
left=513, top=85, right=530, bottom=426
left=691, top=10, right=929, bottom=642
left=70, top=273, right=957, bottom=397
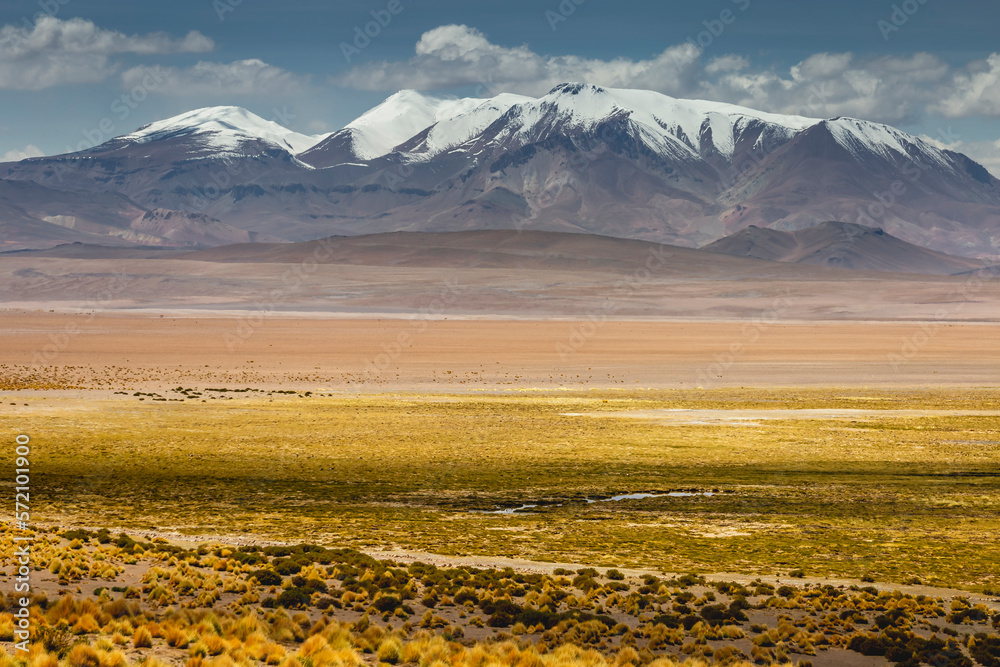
left=123, top=106, right=328, bottom=155
left=338, top=91, right=529, bottom=161
left=818, top=116, right=954, bottom=170
left=548, top=82, right=608, bottom=96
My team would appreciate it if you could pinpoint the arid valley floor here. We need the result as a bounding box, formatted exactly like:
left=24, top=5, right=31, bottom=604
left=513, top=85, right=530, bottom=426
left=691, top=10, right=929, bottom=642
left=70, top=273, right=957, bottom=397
left=2, top=246, right=1000, bottom=667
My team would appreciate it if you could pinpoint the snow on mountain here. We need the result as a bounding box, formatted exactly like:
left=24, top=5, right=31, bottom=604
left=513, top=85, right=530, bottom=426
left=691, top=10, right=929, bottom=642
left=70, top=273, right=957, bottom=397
left=399, top=93, right=534, bottom=158
left=299, top=90, right=532, bottom=167
left=5, top=82, right=999, bottom=256
left=122, top=106, right=329, bottom=155
left=823, top=117, right=954, bottom=171
left=342, top=90, right=492, bottom=160
left=489, top=83, right=821, bottom=161
left=119, top=88, right=954, bottom=178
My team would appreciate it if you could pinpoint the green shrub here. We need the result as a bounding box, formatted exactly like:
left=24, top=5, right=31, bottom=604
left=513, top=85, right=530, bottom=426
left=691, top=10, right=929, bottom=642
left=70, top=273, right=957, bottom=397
left=249, top=570, right=282, bottom=586
left=970, top=634, right=1000, bottom=667
left=273, top=559, right=302, bottom=576
left=372, top=595, right=401, bottom=613
left=274, top=587, right=312, bottom=609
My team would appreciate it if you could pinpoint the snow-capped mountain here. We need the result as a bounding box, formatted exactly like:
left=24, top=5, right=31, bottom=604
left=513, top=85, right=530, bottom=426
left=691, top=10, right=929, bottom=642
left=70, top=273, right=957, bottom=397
left=298, top=90, right=531, bottom=167
left=112, top=106, right=329, bottom=156
left=1, top=84, right=998, bottom=257
left=474, top=83, right=817, bottom=160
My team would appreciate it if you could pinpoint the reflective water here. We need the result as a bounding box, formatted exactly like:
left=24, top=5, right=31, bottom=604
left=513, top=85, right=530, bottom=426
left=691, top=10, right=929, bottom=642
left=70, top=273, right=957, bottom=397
left=480, top=491, right=717, bottom=514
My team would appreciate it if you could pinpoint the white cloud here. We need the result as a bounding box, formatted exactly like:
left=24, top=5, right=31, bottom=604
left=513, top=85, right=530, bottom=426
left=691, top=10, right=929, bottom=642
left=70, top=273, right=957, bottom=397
left=335, top=25, right=1000, bottom=125
left=0, top=16, right=213, bottom=90
left=335, top=24, right=703, bottom=98
left=121, top=59, right=307, bottom=96
left=704, top=55, right=748, bottom=75
left=1, top=144, right=44, bottom=162
left=931, top=54, right=1000, bottom=118
left=706, top=52, right=951, bottom=123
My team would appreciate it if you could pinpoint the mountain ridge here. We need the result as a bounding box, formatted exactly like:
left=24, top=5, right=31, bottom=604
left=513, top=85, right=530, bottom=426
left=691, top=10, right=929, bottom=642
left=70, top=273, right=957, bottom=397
left=1, top=83, right=997, bottom=258
left=702, top=221, right=986, bottom=275
left=5, top=224, right=984, bottom=277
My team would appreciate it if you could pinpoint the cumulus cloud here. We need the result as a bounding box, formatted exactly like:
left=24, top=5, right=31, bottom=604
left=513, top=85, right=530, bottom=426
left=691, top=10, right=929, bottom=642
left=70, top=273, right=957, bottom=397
left=705, top=51, right=952, bottom=123
left=334, top=24, right=1000, bottom=125
left=931, top=54, right=1000, bottom=118
left=1, top=144, right=44, bottom=162
left=335, top=24, right=703, bottom=99
left=0, top=16, right=213, bottom=90
left=121, top=59, right=306, bottom=96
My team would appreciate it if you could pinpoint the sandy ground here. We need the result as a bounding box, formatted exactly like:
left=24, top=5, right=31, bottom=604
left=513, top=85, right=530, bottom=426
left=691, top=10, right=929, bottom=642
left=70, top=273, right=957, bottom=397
left=2, top=253, right=1000, bottom=321
left=1, top=311, right=999, bottom=389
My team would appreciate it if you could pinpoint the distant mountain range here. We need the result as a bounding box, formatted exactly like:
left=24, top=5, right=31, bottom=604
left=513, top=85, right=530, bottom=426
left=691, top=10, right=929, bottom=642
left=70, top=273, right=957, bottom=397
left=1, top=83, right=998, bottom=260
left=702, top=221, right=986, bottom=275
left=5, top=224, right=985, bottom=277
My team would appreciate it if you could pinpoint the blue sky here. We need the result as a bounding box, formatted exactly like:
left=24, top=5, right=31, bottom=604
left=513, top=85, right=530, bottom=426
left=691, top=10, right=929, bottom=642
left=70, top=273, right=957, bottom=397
left=1, top=0, right=999, bottom=173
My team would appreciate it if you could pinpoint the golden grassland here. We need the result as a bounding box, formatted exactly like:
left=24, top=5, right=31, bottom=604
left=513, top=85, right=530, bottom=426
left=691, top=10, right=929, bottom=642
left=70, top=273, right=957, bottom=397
left=6, top=387, right=1000, bottom=591
left=1, top=527, right=998, bottom=667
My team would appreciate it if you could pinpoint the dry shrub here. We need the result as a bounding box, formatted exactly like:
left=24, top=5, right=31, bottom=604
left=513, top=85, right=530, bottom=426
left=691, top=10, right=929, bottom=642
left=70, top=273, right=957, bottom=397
left=232, top=613, right=262, bottom=641
left=204, top=635, right=229, bottom=656
left=133, top=625, right=153, bottom=648
left=28, top=653, right=60, bottom=667
left=300, top=635, right=329, bottom=656
left=0, top=648, right=22, bottom=667
left=102, top=599, right=136, bottom=619
left=711, top=645, right=748, bottom=665
left=465, top=644, right=490, bottom=667
left=321, top=622, right=353, bottom=651
left=646, top=659, right=680, bottom=667
left=269, top=611, right=305, bottom=643
left=0, top=615, right=15, bottom=641
left=98, top=649, right=128, bottom=667
left=45, top=595, right=76, bottom=625
left=677, top=659, right=710, bottom=667
left=377, top=637, right=403, bottom=665
left=205, top=655, right=236, bottom=667
left=67, top=644, right=100, bottom=667
left=261, top=643, right=286, bottom=665
left=72, top=614, right=100, bottom=635
left=165, top=625, right=191, bottom=649
left=513, top=648, right=544, bottom=667
left=615, top=646, right=640, bottom=667
left=240, top=630, right=270, bottom=652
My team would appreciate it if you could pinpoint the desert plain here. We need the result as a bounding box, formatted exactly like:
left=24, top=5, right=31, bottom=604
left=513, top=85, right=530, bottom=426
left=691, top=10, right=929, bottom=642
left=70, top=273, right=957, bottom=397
left=2, top=237, right=1000, bottom=667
